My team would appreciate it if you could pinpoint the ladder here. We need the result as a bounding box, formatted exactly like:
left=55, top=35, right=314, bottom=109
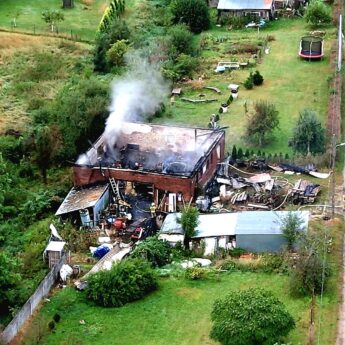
left=109, top=178, right=122, bottom=201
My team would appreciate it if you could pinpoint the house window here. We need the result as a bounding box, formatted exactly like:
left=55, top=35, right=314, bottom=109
left=202, top=164, right=206, bottom=174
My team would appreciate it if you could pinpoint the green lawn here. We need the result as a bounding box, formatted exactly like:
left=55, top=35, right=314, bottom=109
left=0, top=0, right=109, bottom=41
left=160, top=18, right=334, bottom=155
left=23, top=269, right=339, bottom=345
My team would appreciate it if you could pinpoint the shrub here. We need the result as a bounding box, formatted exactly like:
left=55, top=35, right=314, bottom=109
left=86, top=258, right=157, bottom=307
left=53, top=313, right=61, bottom=323
left=170, top=0, right=210, bottom=34
left=48, top=320, right=55, bottom=331
left=252, top=70, right=264, bottom=86
left=210, top=288, right=295, bottom=345
left=185, top=266, right=206, bottom=280
left=305, top=0, right=332, bottom=26
left=243, top=73, right=254, bottom=89
left=227, top=247, right=246, bottom=258
left=131, top=236, right=171, bottom=267
left=106, top=40, right=128, bottom=67
left=168, top=24, right=194, bottom=60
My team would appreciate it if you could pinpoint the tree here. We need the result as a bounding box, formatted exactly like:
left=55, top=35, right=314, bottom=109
left=168, top=24, right=194, bottom=60
left=0, top=154, right=12, bottom=221
left=170, top=0, right=210, bottom=34
left=253, top=70, right=264, bottom=86
left=305, top=0, right=332, bottom=26
left=243, top=72, right=254, bottom=89
left=178, top=206, right=199, bottom=250
left=131, top=236, right=171, bottom=267
left=106, top=39, right=128, bottom=67
left=49, top=77, right=109, bottom=161
left=0, top=251, right=20, bottom=317
left=86, top=258, right=157, bottom=307
left=289, top=232, right=331, bottom=296
left=41, top=9, right=64, bottom=32
left=94, top=20, right=131, bottom=72
left=289, top=109, right=326, bottom=155
left=31, top=125, right=61, bottom=183
left=278, top=212, right=305, bottom=251
left=210, top=288, right=295, bottom=345
left=246, top=100, right=279, bottom=146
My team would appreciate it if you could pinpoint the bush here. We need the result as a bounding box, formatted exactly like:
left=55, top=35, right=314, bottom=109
left=305, top=0, right=332, bottom=26
left=185, top=266, right=206, bottom=280
left=168, top=24, right=194, bottom=60
left=162, top=54, right=198, bottom=81
left=106, top=39, right=128, bottom=67
left=170, top=0, right=210, bottom=34
left=131, top=236, right=171, bottom=267
left=53, top=313, right=61, bottom=323
left=86, top=258, right=157, bottom=307
left=252, top=70, right=264, bottom=86
left=48, top=320, right=55, bottom=331
left=227, top=247, right=246, bottom=258
left=210, top=288, right=295, bottom=345
left=243, top=73, right=254, bottom=89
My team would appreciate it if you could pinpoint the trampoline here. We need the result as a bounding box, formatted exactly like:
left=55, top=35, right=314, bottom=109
left=298, top=36, right=324, bottom=60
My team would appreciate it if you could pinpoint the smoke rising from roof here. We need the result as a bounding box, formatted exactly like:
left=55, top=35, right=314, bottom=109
left=104, top=56, right=170, bottom=149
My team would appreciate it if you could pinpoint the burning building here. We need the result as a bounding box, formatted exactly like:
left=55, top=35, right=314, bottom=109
left=73, top=122, right=225, bottom=204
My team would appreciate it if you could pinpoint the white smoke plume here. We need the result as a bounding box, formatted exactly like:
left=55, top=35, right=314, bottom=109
left=104, top=56, right=170, bottom=149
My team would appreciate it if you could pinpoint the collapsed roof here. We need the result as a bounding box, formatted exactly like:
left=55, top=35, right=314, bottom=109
left=76, top=122, right=224, bottom=178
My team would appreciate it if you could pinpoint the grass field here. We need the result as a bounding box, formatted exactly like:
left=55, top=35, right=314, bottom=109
left=160, top=18, right=334, bottom=155
left=21, top=272, right=335, bottom=345
left=0, top=0, right=108, bottom=41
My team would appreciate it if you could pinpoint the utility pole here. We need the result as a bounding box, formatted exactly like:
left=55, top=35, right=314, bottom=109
left=331, top=134, right=336, bottom=219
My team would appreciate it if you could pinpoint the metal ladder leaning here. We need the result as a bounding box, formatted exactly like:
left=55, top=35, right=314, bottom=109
left=109, top=177, right=122, bottom=201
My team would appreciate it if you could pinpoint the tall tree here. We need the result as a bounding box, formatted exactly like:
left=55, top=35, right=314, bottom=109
left=32, top=125, right=61, bottom=183
left=246, top=100, right=279, bottom=146
left=178, top=206, right=199, bottom=250
left=290, top=109, right=326, bottom=155
left=169, top=0, right=210, bottom=34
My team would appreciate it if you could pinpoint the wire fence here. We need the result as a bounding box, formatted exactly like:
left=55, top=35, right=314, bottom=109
left=0, top=24, right=93, bottom=43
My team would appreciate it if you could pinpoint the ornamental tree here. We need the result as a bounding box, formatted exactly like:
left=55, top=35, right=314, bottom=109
left=246, top=100, right=279, bottom=146
left=210, top=288, right=295, bottom=345
left=289, top=109, right=326, bottom=155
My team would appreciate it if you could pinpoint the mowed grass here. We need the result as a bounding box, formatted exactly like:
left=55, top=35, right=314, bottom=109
left=164, top=18, right=334, bottom=154
left=0, top=0, right=109, bottom=41
left=24, top=274, right=309, bottom=345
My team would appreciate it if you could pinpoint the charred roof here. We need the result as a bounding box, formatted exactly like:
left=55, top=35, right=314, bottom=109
left=76, top=122, right=224, bottom=177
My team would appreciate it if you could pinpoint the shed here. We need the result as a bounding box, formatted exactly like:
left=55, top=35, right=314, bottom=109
left=159, top=211, right=309, bottom=254
left=217, top=0, right=276, bottom=20
left=44, top=241, right=66, bottom=268
left=235, top=211, right=309, bottom=252
left=55, top=184, right=110, bottom=227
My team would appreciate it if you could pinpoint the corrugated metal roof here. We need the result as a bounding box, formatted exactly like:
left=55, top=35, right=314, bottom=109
left=217, top=0, right=273, bottom=10
left=235, top=211, right=309, bottom=235
left=55, top=184, right=108, bottom=216
left=160, top=213, right=184, bottom=235
left=160, top=211, right=309, bottom=238
left=193, top=213, right=237, bottom=237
